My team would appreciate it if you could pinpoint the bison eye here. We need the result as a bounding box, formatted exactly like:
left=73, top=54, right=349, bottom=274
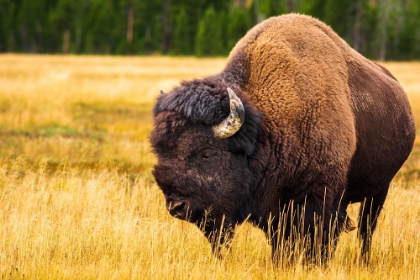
left=199, top=149, right=216, bottom=160
left=202, top=151, right=212, bottom=159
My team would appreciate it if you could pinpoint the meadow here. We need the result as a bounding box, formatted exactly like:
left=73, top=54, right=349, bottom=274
left=0, top=54, right=419, bottom=279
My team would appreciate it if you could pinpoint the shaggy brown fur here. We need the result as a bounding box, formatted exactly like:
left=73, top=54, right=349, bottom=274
left=150, top=14, right=416, bottom=264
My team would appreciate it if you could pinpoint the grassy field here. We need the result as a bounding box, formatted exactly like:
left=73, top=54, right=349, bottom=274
left=0, top=55, right=419, bottom=279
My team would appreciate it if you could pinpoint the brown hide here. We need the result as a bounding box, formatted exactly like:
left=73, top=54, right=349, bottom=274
left=223, top=14, right=415, bottom=204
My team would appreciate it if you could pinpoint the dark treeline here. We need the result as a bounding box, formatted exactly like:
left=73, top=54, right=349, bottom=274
left=1, top=0, right=420, bottom=60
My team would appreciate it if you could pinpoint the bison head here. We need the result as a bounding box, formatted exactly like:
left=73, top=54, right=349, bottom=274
left=150, top=78, right=263, bottom=245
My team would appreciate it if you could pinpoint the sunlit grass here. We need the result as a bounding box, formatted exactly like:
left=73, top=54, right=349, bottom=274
left=0, top=55, right=419, bottom=279
left=0, top=55, right=225, bottom=173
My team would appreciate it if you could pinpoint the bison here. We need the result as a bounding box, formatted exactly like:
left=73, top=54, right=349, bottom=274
left=150, top=14, right=415, bottom=264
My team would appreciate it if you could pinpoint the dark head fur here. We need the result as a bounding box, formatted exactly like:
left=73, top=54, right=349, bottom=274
left=151, top=77, right=262, bottom=156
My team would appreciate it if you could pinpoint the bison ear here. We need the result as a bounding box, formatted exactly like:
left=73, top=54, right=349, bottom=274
left=212, top=87, right=245, bottom=139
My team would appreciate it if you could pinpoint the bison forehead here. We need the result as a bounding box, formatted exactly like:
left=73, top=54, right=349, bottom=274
left=153, top=78, right=231, bottom=126
left=151, top=110, right=222, bottom=147
left=150, top=111, right=190, bottom=154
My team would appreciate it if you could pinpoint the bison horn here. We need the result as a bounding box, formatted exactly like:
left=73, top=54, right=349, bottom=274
left=160, top=90, right=165, bottom=95
left=212, top=87, right=245, bottom=139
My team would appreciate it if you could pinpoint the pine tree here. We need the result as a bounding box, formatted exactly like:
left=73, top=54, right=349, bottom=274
left=376, top=0, right=392, bottom=61
left=82, top=0, right=123, bottom=54
left=136, top=0, right=163, bottom=54
left=172, top=7, right=191, bottom=55
left=352, top=0, right=378, bottom=54
left=259, top=0, right=286, bottom=18
left=299, top=0, right=327, bottom=19
left=49, top=0, right=83, bottom=53
left=17, top=0, right=52, bottom=52
left=227, top=7, right=250, bottom=51
left=383, top=0, right=402, bottom=60
left=324, top=0, right=357, bottom=45
left=218, top=10, right=230, bottom=55
left=0, top=0, right=18, bottom=52
left=169, top=0, right=204, bottom=55
left=324, top=0, right=354, bottom=42
left=398, top=0, right=420, bottom=60
left=195, top=6, right=223, bottom=57
left=357, top=1, right=379, bottom=58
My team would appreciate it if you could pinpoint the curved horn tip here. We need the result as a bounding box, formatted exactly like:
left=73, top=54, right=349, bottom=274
left=227, top=87, right=236, bottom=98
left=212, top=87, right=245, bottom=139
left=160, top=90, right=164, bottom=95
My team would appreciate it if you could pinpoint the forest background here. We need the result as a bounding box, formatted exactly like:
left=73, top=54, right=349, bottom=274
left=1, top=0, right=420, bottom=61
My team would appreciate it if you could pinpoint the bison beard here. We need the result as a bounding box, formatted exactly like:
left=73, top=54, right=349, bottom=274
left=150, top=14, right=415, bottom=265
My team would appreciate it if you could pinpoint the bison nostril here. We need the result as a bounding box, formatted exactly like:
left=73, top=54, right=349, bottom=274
left=171, top=201, right=185, bottom=213
left=168, top=201, right=188, bottom=219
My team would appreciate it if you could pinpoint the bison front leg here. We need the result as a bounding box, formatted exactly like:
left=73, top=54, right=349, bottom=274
left=272, top=196, right=350, bottom=266
left=267, top=212, right=303, bottom=267
left=300, top=194, right=355, bottom=265
left=269, top=224, right=297, bottom=267
left=201, top=221, right=235, bottom=259
left=300, top=197, right=344, bottom=265
left=269, top=202, right=322, bottom=266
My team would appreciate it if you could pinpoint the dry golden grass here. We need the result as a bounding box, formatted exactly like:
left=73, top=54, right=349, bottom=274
left=0, top=54, right=419, bottom=279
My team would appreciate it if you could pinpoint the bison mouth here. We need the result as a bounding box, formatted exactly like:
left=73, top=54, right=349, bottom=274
left=165, top=197, right=220, bottom=226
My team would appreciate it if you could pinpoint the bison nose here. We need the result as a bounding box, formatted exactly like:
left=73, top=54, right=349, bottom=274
left=166, top=200, right=189, bottom=220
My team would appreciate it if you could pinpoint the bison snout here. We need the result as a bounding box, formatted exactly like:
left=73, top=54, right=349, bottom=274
left=166, top=199, right=190, bottom=220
